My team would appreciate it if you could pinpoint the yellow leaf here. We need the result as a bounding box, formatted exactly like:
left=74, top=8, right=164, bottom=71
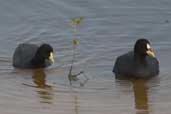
left=69, top=17, right=84, bottom=27
left=76, top=17, right=84, bottom=25
left=73, top=39, right=79, bottom=45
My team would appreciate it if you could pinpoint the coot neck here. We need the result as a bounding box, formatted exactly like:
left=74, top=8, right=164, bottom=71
left=31, top=54, right=45, bottom=68
left=134, top=53, right=146, bottom=65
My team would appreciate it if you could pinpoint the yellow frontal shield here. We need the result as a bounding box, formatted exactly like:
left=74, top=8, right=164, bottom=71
left=49, top=52, right=54, bottom=63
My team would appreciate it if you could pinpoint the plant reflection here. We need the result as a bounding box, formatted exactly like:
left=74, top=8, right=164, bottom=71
left=32, top=69, right=53, bottom=104
left=70, top=90, right=79, bottom=114
left=74, top=94, right=79, bottom=114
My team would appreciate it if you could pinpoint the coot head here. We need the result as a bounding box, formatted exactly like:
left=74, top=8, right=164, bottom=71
left=134, top=39, right=155, bottom=58
left=32, top=44, right=54, bottom=67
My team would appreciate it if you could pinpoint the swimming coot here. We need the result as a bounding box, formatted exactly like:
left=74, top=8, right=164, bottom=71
left=113, top=39, right=159, bottom=78
left=13, top=43, right=54, bottom=68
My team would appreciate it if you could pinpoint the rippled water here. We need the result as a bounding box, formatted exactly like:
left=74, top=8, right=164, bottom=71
left=0, top=0, right=171, bottom=114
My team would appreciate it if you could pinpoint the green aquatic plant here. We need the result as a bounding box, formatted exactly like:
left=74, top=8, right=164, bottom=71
left=70, top=17, right=84, bottom=33
left=68, top=17, right=88, bottom=86
left=68, top=38, right=80, bottom=85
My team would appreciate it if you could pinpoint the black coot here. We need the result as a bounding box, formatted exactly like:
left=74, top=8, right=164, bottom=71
left=13, top=43, right=54, bottom=68
left=113, top=39, right=159, bottom=78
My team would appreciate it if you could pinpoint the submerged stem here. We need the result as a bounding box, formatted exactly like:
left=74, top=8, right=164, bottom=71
left=68, top=43, right=76, bottom=85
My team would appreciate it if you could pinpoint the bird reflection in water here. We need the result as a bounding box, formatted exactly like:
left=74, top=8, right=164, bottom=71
left=116, top=76, right=150, bottom=114
left=132, top=79, right=149, bottom=114
left=32, top=68, right=53, bottom=104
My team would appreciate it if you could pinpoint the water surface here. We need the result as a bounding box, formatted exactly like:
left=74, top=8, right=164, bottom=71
left=0, top=0, right=171, bottom=114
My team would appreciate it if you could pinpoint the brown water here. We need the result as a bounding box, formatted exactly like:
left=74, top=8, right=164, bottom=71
left=0, top=0, right=171, bottom=114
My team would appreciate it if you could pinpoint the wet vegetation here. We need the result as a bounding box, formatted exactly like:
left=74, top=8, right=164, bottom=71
left=68, top=17, right=88, bottom=86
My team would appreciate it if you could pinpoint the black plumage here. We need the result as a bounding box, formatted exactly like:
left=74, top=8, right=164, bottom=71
left=13, top=43, right=54, bottom=68
left=113, top=39, right=159, bottom=78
